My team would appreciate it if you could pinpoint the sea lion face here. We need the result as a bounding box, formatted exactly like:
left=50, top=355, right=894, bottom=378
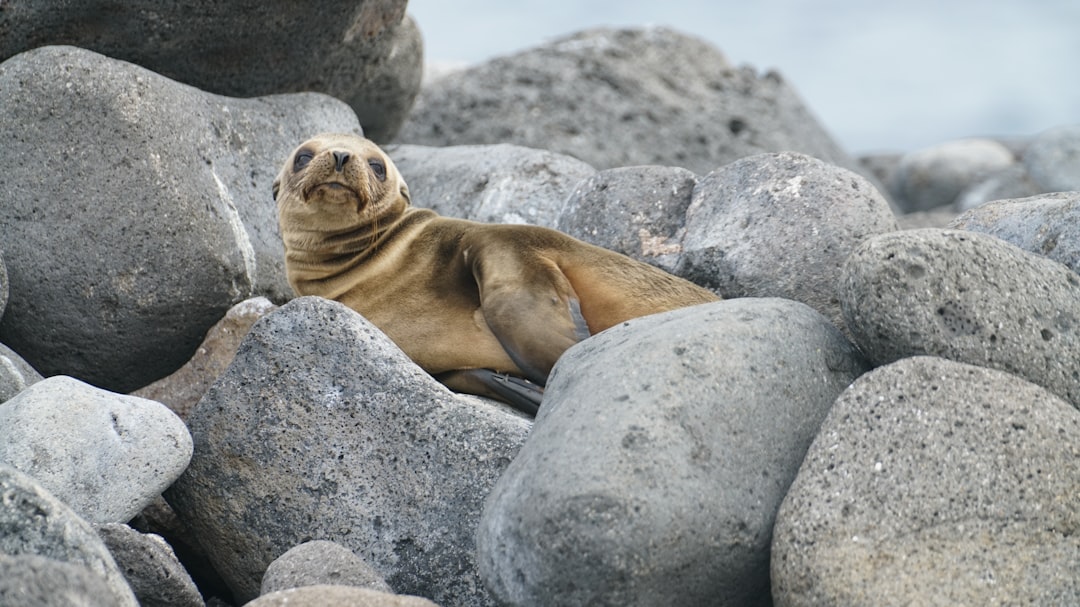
left=274, top=133, right=411, bottom=235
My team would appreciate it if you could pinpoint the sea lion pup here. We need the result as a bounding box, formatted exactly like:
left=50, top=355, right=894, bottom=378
left=274, top=133, right=719, bottom=414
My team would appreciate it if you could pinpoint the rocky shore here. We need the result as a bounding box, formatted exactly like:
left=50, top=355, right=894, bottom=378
left=1, top=3, right=1078, bottom=606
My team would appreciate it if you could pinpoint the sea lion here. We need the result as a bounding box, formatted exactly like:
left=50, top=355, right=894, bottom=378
left=274, top=133, right=719, bottom=413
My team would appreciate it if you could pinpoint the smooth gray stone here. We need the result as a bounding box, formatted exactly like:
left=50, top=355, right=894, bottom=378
left=166, top=296, right=530, bottom=606
left=478, top=298, right=869, bottom=606
left=840, top=228, right=1080, bottom=410
left=97, top=523, right=204, bottom=607
left=0, top=342, right=43, bottom=403
left=772, top=356, right=1080, bottom=606
left=0, top=463, right=138, bottom=606
left=890, top=138, right=1015, bottom=212
left=0, top=45, right=360, bottom=391
left=0, top=376, right=193, bottom=524
left=261, top=540, right=392, bottom=595
left=1023, top=124, right=1080, bottom=191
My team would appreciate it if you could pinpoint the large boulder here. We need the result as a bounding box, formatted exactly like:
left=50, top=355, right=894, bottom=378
left=0, top=376, right=193, bottom=524
left=840, top=228, right=1080, bottom=410
left=477, top=298, right=869, bottom=606
left=0, top=463, right=138, bottom=606
left=772, top=356, right=1080, bottom=605
left=397, top=27, right=862, bottom=178
left=676, top=152, right=898, bottom=330
left=385, top=143, right=595, bottom=227
left=166, top=296, right=531, bottom=606
left=0, top=45, right=360, bottom=391
left=0, top=1, right=420, bottom=141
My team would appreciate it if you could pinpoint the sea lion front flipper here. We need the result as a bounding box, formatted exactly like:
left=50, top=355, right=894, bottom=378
left=472, top=252, right=588, bottom=386
left=436, top=369, right=543, bottom=416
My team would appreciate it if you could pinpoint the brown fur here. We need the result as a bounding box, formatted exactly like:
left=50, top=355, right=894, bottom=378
left=274, top=133, right=719, bottom=403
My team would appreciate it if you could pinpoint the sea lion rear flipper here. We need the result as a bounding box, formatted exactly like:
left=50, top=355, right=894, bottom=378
left=436, top=369, right=543, bottom=416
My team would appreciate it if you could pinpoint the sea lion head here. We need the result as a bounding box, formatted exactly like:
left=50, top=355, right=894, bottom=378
left=274, top=133, right=411, bottom=243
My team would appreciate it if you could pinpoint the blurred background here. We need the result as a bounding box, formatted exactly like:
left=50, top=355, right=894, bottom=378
left=409, top=0, right=1080, bottom=154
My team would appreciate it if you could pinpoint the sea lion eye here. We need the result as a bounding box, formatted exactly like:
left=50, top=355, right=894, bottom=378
left=293, top=150, right=314, bottom=171
left=368, top=158, right=387, bottom=182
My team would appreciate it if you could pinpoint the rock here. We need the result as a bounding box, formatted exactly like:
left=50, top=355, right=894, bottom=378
left=0, top=463, right=138, bottom=606
left=244, top=585, right=440, bottom=607
left=0, top=342, right=43, bottom=403
left=895, top=208, right=959, bottom=230
left=133, top=297, right=279, bottom=420
left=0, top=45, right=360, bottom=391
left=397, top=27, right=862, bottom=179
left=0, top=1, right=419, bottom=142
left=949, top=191, right=1080, bottom=274
left=771, top=356, right=1080, bottom=606
left=385, top=143, right=595, bottom=226
left=166, top=296, right=531, bottom=605
left=954, top=164, right=1042, bottom=211
left=1023, top=124, right=1080, bottom=191
left=477, top=298, right=869, bottom=607
left=0, top=376, right=193, bottom=524
left=891, top=138, right=1016, bottom=212
left=261, top=540, right=392, bottom=595
left=97, top=523, right=203, bottom=607
left=840, top=228, right=1080, bottom=409
left=0, top=554, right=121, bottom=607
left=555, top=166, right=699, bottom=273
left=0, top=250, right=7, bottom=318
left=675, top=152, right=898, bottom=331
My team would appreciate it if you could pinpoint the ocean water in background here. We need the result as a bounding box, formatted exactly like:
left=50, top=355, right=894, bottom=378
left=408, top=0, right=1080, bottom=154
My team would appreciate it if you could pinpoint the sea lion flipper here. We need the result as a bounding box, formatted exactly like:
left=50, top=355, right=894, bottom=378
left=436, top=369, right=543, bottom=416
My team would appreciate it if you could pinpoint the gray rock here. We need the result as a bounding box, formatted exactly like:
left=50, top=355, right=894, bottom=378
left=244, top=585, right=440, bottom=607
left=0, top=376, right=193, bottom=524
left=1023, top=124, right=1080, bottom=191
left=675, top=152, right=898, bottom=331
left=0, top=45, right=360, bottom=392
left=0, top=463, right=138, bottom=606
left=0, top=342, right=43, bottom=403
left=97, top=523, right=203, bottom=607
left=772, top=356, right=1080, bottom=606
left=840, top=228, right=1080, bottom=409
left=165, top=296, right=531, bottom=606
left=133, top=296, right=279, bottom=421
left=0, top=250, right=7, bottom=318
left=397, top=27, right=862, bottom=179
left=384, top=143, right=595, bottom=226
left=950, top=191, right=1080, bottom=274
left=895, top=208, right=959, bottom=230
left=555, top=166, right=699, bottom=273
left=0, top=554, right=120, bottom=607
left=891, top=138, right=1016, bottom=212
left=478, top=298, right=869, bottom=607
left=953, top=164, right=1042, bottom=211
left=0, top=1, right=419, bottom=142
left=261, top=540, right=392, bottom=595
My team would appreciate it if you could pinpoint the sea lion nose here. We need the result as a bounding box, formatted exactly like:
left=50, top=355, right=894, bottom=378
left=332, top=151, right=350, bottom=172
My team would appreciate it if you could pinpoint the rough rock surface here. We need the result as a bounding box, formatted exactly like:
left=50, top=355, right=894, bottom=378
left=840, top=228, right=1080, bottom=410
left=556, top=166, right=699, bottom=273
left=385, top=143, right=595, bottom=226
left=772, top=356, right=1080, bottom=606
left=478, top=298, right=869, bottom=607
left=133, top=297, right=279, bottom=420
left=950, top=191, right=1080, bottom=274
left=0, top=554, right=121, bottom=607
left=97, top=523, right=203, bottom=607
left=166, top=296, right=531, bottom=606
left=0, top=463, right=138, bottom=606
left=244, top=585, right=441, bottom=607
left=1023, top=124, right=1080, bottom=192
left=0, top=342, right=43, bottom=404
left=0, top=0, right=420, bottom=141
left=397, top=27, right=861, bottom=178
left=0, top=45, right=360, bottom=391
left=0, top=376, right=193, bottom=524
left=261, top=540, right=393, bottom=595
left=676, top=152, right=898, bottom=330
left=890, top=138, right=1016, bottom=212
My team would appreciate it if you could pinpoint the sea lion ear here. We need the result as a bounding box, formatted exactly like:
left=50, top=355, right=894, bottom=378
left=400, top=184, right=411, bottom=204
left=272, top=178, right=280, bottom=201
